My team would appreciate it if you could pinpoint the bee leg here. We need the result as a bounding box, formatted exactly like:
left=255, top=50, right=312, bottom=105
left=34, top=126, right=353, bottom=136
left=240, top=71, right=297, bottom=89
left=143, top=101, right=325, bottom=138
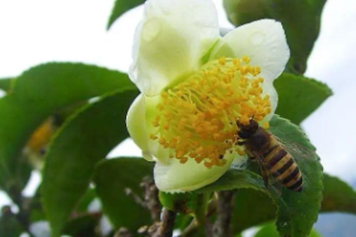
left=253, top=156, right=270, bottom=187
left=237, top=141, right=245, bottom=146
left=248, top=156, right=256, bottom=162
left=245, top=150, right=255, bottom=161
left=261, top=171, right=269, bottom=188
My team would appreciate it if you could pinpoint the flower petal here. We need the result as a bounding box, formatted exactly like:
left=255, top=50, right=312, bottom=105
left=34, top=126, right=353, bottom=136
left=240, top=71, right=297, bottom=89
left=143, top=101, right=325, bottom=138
left=129, top=0, right=220, bottom=96
left=263, top=81, right=278, bottom=118
left=154, top=153, right=239, bottom=192
left=126, top=94, right=153, bottom=161
left=143, top=95, right=172, bottom=163
left=211, top=19, right=290, bottom=82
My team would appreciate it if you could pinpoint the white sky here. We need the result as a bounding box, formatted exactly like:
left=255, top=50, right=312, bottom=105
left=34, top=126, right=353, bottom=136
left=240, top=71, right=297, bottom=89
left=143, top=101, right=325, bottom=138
left=0, top=0, right=356, bottom=211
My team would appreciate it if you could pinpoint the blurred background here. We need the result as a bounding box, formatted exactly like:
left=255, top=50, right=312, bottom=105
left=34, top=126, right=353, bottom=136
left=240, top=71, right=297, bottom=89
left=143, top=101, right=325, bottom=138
left=0, top=0, right=355, bottom=236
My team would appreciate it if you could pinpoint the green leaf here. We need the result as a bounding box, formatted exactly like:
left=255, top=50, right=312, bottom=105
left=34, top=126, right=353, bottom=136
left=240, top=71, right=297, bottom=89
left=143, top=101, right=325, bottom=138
left=274, top=73, right=332, bottom=124
left=107, top=0, right=145, bottom=30
left=198, top=115, right=323, bottom=237
left=159, top=192, right=198, bottom=214
left=0, top=78, right=13, bottom=92
left=159, top=192, right=209, bottom=225
left=6, top=154, right=33, bottom=206
left=29, top=185, right=46, bottom=223
left=175, top=214, right=193, bottom=232
left=254, top=222, right=279, bottom=237
left=0, top=207, right=24, bottom=237
left=254, top=222, right=322, bottom=237
left=76, top=188, right=97, bottom=213
left=321, top=174, right=356, bottom=214
left=42, top=89, right=138, bottom=237
left=198, top=169, right=266, bottom=193
left=93, top=158, right=154, bottom=231
left=62, top=213, right=101, bottom=237
left=223, top=0, right=327, bottom=74
left=309, top=229, right=323, bottom=237
left=233, top=189, right=276, bottom=234
left=220, top=174, right=356, bottom=235
left=0, top=63, right=136, bottom=189
left=268, top=115, right=323, bottom=237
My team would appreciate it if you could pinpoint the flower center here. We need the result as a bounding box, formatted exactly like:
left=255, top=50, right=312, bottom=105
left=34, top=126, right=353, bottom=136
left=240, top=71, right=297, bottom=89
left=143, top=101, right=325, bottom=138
left=150, top=56, right=272, bottom=168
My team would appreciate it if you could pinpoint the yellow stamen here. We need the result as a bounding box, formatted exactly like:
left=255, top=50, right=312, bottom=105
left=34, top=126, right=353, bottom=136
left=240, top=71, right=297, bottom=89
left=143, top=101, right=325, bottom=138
left=242, top=55, right=251, bottom=64
left=263, top=122, right=270, bottom=129
left=218, top=57, right=226, bottom=65
left=150, top=134, right=158, bottom=140
left=151, top=56, right=272, bottom=168
left=236, top=148, right=246, bottom=156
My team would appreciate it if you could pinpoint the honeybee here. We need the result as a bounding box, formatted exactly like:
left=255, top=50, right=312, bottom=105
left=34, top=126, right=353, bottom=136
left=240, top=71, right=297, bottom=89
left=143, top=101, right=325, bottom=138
left=237, top=119, right=303, bottom=192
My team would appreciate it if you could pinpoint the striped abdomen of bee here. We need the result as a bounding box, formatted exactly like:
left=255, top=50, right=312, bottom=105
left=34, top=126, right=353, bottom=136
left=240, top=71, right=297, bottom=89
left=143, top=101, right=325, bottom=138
left=237, top=119, right=303, bottom=192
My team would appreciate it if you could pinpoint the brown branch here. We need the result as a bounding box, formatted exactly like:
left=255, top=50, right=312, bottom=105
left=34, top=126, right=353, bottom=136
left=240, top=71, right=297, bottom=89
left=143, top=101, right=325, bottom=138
left=125, top=176, right=162, bottom=223
left=138, top=209, right=177, bottom=237
left=125, top=188, right=146, bottom=207
left=212, top=191, right=236, bottom=237
left=140, top=176, right=162, bottom=222
left=158, top=208, right=177, bottom=237
left=114, top=227, right=133, bottom=237
left=133, top=176, right=177, bottom=237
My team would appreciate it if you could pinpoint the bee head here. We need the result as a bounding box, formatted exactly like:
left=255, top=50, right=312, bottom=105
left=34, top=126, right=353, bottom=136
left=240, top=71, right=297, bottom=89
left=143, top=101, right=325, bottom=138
left=236, top=119, right=259, bottom=139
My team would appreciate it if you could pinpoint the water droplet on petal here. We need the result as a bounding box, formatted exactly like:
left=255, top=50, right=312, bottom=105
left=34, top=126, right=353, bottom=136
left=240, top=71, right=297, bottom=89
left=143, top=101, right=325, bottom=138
left=250, top=31, right=265, bottom=46
left=142, top=18, right=161, bottom=42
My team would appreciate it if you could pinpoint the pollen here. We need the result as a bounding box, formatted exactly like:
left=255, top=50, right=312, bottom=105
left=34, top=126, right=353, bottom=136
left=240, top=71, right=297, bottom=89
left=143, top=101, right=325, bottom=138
left=151, top=56, right=272, bottom=168
left=263, top=121, right=270, bottom=129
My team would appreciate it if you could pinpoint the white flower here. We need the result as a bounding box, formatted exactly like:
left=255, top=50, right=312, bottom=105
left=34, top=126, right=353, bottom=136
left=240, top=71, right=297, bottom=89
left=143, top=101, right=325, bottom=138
left=126, top=0, right=289, bottom=192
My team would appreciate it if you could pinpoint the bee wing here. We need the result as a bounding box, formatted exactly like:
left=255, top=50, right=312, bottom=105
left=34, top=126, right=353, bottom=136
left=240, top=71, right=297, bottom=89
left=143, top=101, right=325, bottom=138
left=273, top=133, right=314, bottom=162
left=249, top=150, right=271, bottom=187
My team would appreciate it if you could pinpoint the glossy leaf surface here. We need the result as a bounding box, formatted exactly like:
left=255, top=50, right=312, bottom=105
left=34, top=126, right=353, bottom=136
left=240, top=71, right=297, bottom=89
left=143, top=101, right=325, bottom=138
left=42, top=89, right=138, bottom=237
left=0, top=63, right=136, bottom=188
left=94, top=158, right=154, bottom=232
left=107, top=0, right=145, bottom=29
left=275, top=73, right=332, bottom=124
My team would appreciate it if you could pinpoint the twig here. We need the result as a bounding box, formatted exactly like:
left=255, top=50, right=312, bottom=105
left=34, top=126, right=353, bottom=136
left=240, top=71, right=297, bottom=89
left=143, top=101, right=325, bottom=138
left=138, top=209, right=176, bottom=237
left=205, top=220, right=213, bottom=237
left=158, top=208, right=177, bottom=237
left=140, top=176, right=162, bottom=222
left=124, top=188, right=146, bottom=207
left=212, top=191, right=236, bottom=237
left=114, top=227, right=133, bottom=237
left=179, top=219, right=198, bottom=237
left=7, top=184, right=33, bottom=232
left=125, top=176, right=162, bottom=222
